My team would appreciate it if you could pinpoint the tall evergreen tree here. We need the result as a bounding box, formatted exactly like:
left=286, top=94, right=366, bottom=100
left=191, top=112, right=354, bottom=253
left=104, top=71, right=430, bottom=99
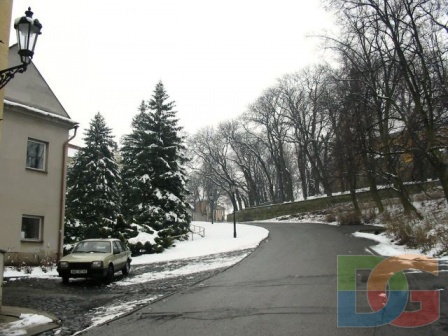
left=121, top=82, right=191, bottom=249
left=65, top=112, right=122, bottom=242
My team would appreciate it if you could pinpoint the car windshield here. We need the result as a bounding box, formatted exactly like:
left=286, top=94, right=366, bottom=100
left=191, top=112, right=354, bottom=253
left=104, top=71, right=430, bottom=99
left=72, top=241, right=111, bottom=253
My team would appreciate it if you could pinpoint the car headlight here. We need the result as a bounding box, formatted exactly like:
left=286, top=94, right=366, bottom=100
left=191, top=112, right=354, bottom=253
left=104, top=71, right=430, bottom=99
left=91, top=261, right=103, bottom=268
left=59, top=261, right=69, bottom=268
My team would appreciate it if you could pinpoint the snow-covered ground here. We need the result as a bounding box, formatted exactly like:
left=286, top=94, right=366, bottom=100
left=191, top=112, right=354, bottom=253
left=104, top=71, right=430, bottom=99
left=1, top=314, right=53, bottom=336
left=3, top=210, right=448, bottom=334
left=1, top=222, right=269, bottom=335
left=4, top=222, right=269, bottom=279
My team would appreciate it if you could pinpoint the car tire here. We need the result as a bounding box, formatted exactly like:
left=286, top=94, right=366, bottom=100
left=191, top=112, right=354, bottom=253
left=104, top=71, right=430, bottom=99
left=104, top=265, right=114, bottom=284
left=62, top=277, right=69, bottom=284
left=122, top=260, right=131, bottom=276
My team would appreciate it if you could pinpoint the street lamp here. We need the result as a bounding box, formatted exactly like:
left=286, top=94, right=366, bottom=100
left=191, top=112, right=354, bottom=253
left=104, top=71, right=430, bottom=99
left=209, top=193, right=214, bottom=224
left=0, top=8, right=42, bottom=89
left=231, top=184, right=237, bottom=238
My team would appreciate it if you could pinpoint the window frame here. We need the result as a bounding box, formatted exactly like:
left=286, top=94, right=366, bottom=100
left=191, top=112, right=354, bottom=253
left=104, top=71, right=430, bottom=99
left=113, top=241, right=123, bottom=254
left=26, top=138, right=48, bottom=172
left=119, top=241, right=128, bottom=251
left=21, top=215, right=43, bottom=242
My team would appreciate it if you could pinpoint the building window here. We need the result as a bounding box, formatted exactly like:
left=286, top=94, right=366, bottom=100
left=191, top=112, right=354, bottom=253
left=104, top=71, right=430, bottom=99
left=21, top=215, right=43, bottom=241
left=26, top=139, right=47, bottom=171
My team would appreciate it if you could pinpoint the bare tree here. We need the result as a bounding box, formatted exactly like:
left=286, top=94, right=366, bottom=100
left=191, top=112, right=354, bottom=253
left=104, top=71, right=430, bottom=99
left=277, top=66, right=335, bottom=198
left=188, top=126, right=241, bottom=210
left=327, top=0, right=448, bottom=204
left=220, top=120, right=273, bottom=207
left=245, top=88, right=295, bottom=203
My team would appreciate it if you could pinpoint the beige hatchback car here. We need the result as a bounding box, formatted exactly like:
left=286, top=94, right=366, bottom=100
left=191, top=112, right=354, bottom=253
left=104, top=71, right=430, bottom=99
left=57, top=239, right=132, bottom=284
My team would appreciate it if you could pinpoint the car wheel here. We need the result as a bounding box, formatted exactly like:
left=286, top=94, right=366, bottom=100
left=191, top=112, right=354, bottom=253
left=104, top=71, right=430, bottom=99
left=104, top=265, right=114, bottom=284
left=62, top=276, right=69, bottom=284
left=122, top=260, right=131, bottom=276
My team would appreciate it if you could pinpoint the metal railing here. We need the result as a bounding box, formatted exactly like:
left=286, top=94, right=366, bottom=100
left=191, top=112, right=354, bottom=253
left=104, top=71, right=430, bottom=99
left=190, top=225, right=205, bottom=240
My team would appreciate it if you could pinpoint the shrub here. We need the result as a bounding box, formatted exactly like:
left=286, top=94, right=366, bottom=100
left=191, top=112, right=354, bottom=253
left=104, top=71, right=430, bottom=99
left=154, top=236, right=172, bottom=249
left=362, top=208, right=377, bottom=224
left=324, top=213, right=337, bottom=222
left=129, top=240, right=158, bottom=255
left=38, top=255, right=56, bottom=273
left=157, top=228, right=175, bottom=249
left=143, top=241, right=153, bottom=254
left=338, top=211, right=362, bottom=225
left=386, top=215, right=415, bottom=246
left=5, top=253, right=57, bottom=268
left=152, top=244, right=164, bottom=253
left=386, top=214, right=442, bottom=251
left=424, top=218, right=448, bottom=255
left=436, top=226, right=448, bottom=255
left=380, top=210, right=392, bottom=222
left=129, top=241, right=144, bottom=256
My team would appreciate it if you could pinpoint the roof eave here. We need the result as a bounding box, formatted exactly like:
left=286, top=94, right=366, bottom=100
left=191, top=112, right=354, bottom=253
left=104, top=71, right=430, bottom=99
left=4, top=99, right=78, bottom=129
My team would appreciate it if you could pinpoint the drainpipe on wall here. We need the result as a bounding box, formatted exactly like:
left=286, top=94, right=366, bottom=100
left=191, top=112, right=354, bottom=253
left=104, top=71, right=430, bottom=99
left=57, top=125, right=78, bottom=261
left=0, top=249, right=5, bottom=313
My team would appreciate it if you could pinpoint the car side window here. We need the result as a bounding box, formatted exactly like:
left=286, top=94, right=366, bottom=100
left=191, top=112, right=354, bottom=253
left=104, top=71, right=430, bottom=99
left=119, top=241, right=128, bottom=251
left=113, top=241, right=123, bottom=254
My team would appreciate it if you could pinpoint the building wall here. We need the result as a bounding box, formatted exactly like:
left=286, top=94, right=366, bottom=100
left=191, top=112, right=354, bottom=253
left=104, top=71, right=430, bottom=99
left=0, top=106, right=70, bottom=264
left=0, top=0, right=13, bottom=142
left=192, top=201, right=227, bottom=222
left=214, top=208, right=225, bottom=222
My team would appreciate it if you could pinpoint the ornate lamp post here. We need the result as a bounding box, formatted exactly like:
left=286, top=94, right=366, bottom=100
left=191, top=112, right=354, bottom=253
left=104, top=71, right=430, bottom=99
left=231, top=184, right=237, bottom=238
left=0, top=7, right=42, bottom=312
left=0, top=7, right=42, bottom=89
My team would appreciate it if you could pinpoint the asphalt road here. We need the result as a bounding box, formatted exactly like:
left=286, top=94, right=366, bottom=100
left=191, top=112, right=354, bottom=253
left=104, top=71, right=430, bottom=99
left=82, top=222, right=448, bottom=336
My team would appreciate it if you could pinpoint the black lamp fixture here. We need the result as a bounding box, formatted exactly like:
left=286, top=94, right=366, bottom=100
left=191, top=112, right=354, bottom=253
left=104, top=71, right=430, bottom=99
left=0, top=7, right=42, bottom=89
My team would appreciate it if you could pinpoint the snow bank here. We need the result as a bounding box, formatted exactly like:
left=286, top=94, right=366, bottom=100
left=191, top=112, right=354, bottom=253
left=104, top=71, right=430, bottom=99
left=131, top=221, right=269, bottom=265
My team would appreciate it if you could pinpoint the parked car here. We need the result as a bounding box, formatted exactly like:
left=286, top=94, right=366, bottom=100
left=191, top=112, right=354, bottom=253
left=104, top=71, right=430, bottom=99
left=57, top=238, right=132, bottom=284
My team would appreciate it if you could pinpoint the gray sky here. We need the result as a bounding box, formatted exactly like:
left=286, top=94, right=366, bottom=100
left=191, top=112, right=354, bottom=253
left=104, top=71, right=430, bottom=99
left=10, top=0, right=335, bottom=146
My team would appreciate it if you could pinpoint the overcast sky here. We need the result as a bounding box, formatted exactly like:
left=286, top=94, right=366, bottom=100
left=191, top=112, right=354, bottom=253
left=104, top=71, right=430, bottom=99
left=10, top=0, right=336, bottom=146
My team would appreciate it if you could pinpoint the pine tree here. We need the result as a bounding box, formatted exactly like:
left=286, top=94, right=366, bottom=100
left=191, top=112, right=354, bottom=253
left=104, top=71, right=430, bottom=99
left=121, top=82, right=191, bottom=250
left=65, top=112, right=123, bottom=242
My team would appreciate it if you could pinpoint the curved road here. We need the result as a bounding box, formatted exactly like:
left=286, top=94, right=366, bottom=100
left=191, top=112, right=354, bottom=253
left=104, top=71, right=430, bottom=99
left=82, top=222, right=447, bottom=336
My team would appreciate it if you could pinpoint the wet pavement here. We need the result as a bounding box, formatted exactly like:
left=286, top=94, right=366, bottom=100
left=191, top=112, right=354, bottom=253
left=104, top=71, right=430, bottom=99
left=2, top=249, right=252, bottom=335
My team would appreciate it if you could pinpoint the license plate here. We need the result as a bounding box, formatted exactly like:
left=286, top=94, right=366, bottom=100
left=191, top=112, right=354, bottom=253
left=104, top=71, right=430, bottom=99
left=71, top=269, right=87, bottom=274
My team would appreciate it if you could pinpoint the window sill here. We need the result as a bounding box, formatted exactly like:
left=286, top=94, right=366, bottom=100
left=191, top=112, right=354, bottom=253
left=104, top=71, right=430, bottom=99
left=26, top=167, right=48, bottom=174
left=21, top=239, right=43, bottom=243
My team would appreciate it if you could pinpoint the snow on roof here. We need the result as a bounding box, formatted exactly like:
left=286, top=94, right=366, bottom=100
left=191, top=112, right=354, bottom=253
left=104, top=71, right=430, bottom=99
left=5, top=44, right=71, bottom=119
left=4, top=99, right=78, bottom=126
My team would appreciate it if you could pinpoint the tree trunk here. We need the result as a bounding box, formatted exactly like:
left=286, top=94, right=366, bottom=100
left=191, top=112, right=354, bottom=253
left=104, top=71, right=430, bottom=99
left=368, top=174, right=384, bottom=214
left=296, top=145, right=308, bottom=200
